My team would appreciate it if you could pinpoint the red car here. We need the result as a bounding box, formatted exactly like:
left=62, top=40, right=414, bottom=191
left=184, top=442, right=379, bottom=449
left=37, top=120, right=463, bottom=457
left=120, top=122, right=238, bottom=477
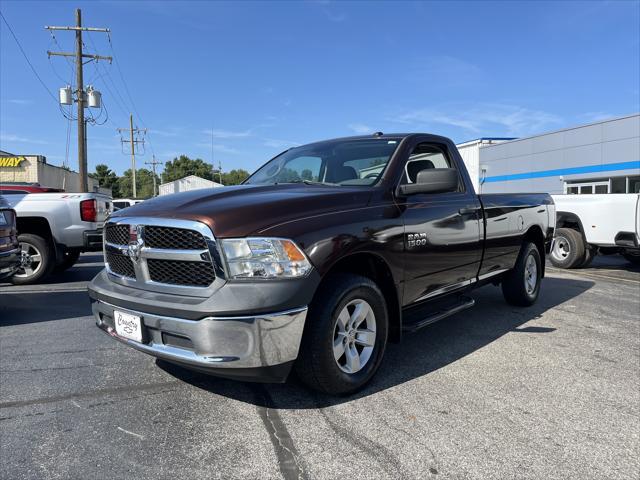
left=0, top=183, right=65, bottom=194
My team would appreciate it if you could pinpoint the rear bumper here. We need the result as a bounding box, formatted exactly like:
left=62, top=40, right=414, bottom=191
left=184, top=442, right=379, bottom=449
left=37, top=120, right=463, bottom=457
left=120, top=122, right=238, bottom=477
left=91, top=298, right=307, bottom=383
left=83, top=229, right=103, bottom=251
left=0, top=247, right=20, bottom=280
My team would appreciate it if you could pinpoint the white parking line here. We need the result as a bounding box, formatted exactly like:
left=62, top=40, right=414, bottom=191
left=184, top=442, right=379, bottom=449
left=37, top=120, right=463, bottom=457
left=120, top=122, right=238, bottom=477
left=547, top=267, right=640, bottom=284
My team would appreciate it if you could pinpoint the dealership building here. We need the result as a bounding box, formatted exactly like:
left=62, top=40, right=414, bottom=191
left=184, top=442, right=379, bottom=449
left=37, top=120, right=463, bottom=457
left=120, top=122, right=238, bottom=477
left=456, top=113, right=640, bottom=195
left=0, top=151, right=100, bottom=192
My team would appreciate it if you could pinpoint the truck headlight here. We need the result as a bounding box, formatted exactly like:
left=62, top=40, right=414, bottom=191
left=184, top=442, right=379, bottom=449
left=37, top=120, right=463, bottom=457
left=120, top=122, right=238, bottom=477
left=220, top=238, right=312, bottom=279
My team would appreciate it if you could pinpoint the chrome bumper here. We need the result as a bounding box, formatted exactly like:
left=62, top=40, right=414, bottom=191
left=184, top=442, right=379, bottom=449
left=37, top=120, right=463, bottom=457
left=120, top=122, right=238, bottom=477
left=92, top=299, right=307, bottom=370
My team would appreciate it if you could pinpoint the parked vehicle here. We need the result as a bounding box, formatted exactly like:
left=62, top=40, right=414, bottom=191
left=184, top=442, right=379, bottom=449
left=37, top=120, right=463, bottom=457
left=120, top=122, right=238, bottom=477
left=0, top=182, right=65, bottom=194
left=550, top=194, right=640, bottom=268
left=2, top=191, right=112, bottom=284
left=89, top=133, right=555, bottom=394
left=113, top=198, right=143, bottom=210
left=0, top=195, right=20, bottom=282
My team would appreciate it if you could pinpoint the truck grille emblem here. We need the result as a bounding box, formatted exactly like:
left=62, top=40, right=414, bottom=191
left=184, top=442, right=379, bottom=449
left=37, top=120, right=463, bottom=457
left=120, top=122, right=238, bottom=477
left=127, top=225, right=144, bottom=263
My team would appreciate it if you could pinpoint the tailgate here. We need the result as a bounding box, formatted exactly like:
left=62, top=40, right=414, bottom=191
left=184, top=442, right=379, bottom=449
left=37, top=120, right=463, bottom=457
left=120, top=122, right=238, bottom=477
left=96, top=195, right=112, bottom=224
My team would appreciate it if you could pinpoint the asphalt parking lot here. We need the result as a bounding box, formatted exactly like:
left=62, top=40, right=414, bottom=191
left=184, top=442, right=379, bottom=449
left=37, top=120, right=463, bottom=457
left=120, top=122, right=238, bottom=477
left=1, top=254, right=639, bottom=480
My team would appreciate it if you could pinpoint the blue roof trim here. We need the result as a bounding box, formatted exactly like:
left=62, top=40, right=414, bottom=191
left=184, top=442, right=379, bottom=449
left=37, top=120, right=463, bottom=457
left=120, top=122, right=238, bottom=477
left=483, top=160, right=640, bottom=183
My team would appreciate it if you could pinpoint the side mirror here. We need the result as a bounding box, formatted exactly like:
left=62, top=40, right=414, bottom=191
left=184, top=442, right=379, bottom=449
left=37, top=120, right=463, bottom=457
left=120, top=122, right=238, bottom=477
left=399, top=168, right=459, bottom=195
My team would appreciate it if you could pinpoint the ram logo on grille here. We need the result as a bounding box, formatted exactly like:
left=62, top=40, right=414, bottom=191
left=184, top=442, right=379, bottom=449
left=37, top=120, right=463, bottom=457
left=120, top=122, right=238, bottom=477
left=123, top=225, right=144, bottom=263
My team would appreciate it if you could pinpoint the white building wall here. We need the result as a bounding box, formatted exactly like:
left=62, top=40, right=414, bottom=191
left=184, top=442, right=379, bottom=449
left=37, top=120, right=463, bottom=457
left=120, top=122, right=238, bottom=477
left=479, top=114, right=640, bottom=194
left=159, top=175, right=223, bottom=195
left=456, top=142, right=480, bottom=192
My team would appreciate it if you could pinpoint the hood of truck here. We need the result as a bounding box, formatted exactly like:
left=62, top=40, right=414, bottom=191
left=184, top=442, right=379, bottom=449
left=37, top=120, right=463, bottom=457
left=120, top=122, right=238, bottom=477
left=109, top=184, right=372, bottom=237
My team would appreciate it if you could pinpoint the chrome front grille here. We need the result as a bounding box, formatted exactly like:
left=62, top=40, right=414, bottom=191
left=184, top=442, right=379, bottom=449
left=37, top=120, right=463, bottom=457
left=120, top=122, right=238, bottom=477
left=144, top=226, right=207, bottom=250
left=147, top=259, right=215, bottom=286
left=105, top=224, right=129, bottom=245
left=105, top=251, right=135, bottom=278
left=104, top=217, right=225, bottom=297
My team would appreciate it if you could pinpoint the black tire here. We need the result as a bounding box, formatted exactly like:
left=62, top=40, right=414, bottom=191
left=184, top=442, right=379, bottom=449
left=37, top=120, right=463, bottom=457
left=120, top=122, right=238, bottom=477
left=577, top=245, right=596, bottom=268
left=549, top=228, right=585, bottom=269
left=622, top=251, right=640, bottom=265
left=502, top=242, right=542, bottom=307
left=295, top=273, right=388, bottom=395
left=11, top=233, right=55, bottom=285
left=54, top=249, right=81, bottom=273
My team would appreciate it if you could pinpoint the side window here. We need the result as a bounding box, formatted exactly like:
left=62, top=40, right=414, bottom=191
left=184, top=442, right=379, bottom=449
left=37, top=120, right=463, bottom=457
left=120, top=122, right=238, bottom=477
left=403, top=143, right=458, bottom=186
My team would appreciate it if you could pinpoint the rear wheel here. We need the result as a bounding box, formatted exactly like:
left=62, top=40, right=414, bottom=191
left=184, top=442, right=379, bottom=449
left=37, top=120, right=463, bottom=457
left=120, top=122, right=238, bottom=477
left=549, top=228, right=585, bottom=269
left=502, top=242, right=542, bottom=306
left=577, top=245, right=596, bottom=268
left=622, top=251, right=640, bottom=265
left=54, top=249, right=81, bottom=273
left=11, top=233, right=54, bottom=285
left=295, top=273, right=388, bottom=395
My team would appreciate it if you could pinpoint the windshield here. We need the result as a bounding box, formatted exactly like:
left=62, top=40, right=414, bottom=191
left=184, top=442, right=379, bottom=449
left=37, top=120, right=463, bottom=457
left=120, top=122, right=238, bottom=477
left=245, top=138, right=400, bottom=186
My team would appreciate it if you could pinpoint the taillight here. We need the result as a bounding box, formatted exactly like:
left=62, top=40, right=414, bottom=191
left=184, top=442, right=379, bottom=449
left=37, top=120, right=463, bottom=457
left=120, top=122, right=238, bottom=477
left=80, top=199, right=97, bottom=222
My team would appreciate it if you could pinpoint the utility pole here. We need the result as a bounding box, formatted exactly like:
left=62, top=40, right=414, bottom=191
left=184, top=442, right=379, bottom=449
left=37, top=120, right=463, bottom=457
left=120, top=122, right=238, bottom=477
left=117, top=114, right=146, bottom=198
left=46, top=9, right=111, bottom=192
left=145, top=155, right=163, bottom=197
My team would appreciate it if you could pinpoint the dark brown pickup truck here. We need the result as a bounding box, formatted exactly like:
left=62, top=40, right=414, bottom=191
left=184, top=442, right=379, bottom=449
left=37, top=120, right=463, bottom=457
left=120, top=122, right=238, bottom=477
left=89, top=133, right=555, bottom=394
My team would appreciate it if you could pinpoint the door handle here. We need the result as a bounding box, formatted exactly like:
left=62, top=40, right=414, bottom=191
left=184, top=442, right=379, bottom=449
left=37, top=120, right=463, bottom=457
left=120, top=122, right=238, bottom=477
left=458, top=207, right=478, bottom=216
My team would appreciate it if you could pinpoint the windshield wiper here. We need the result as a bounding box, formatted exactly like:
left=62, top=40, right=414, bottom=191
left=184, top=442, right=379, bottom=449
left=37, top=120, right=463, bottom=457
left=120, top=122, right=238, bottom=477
left=280, top=180, right=340, bottom=186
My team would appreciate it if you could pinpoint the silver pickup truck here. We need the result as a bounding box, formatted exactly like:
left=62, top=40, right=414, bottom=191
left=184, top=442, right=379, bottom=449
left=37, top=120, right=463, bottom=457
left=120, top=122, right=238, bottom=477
left=2, top=191, right=111, bottom=284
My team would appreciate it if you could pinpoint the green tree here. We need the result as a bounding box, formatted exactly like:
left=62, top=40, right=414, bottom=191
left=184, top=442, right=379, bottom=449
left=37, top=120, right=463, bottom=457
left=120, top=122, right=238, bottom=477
left=118, top=168, right=160, bottom=199
left=163, top=155, right=214, bottom=182
left=90, top=164, right=121, bottom=197
left=220, top=169, right=250, bottom=186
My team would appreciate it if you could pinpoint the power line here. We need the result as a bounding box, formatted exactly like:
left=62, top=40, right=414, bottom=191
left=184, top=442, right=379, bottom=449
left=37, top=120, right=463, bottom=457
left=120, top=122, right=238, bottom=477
left=0, top=11, right=58, bottom=104
left=86, top=31, right=129, bottom=122
left=107, top=33, right=155, bottom=156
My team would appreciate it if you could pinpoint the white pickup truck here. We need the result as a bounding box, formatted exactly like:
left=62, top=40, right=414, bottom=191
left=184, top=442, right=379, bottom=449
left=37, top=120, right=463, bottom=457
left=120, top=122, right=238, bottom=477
left=550, top=194, right=640, bottom=268
left=1, top=191, right=111, bottom=284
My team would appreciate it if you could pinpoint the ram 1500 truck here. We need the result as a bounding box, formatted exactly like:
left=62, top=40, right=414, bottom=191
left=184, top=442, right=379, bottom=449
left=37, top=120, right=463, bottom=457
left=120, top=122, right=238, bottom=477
left=2, top=190, right=111, bottom=284
left=89, top=133, right=555, bottom=394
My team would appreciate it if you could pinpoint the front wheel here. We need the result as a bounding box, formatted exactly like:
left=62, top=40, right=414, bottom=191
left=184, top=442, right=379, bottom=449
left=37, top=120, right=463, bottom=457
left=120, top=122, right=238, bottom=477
left=295, top=274, right=388, bottom=395
left=502, top=242, right=542, bottom=306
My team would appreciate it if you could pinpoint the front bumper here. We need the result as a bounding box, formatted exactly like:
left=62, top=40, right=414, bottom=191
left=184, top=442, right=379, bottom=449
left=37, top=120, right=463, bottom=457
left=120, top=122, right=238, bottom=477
left=91, top=298, right=307, bottom=382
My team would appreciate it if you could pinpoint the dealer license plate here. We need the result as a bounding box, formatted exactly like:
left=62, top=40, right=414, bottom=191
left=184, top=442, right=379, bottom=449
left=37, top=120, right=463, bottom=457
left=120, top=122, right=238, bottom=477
left=114, top=310, right=143, bottom=342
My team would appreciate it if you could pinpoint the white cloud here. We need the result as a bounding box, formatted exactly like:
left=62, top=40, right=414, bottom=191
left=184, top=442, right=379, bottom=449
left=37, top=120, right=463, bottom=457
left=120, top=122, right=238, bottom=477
left=149, top=128, right=181, bottom=137
left=6, top=99, right=33, bottom=105
left=202, top=128, right=251, bottom=139
left=390, top=103, right=563, bottom=137
left=263, top=138, right=300, bottom=149
left=348, top=123, right=374, bottom=134
left=195, top=142, right=241, bottom=154
left=0, top=132, right=48, bottom=145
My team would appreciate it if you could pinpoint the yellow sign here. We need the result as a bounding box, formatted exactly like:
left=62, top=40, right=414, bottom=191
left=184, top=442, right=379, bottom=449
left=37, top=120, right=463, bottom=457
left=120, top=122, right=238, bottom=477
left=0, top=157, right=26, bottom=167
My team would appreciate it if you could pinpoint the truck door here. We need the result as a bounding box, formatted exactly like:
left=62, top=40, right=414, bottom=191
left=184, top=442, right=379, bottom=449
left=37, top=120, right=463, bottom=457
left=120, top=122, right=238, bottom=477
left=396, top=140, right=482, bottom=306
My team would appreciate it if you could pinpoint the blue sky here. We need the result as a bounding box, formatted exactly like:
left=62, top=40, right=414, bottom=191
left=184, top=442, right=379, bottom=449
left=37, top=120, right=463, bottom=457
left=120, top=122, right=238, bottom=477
left=1, top=0, right=639, bottom=175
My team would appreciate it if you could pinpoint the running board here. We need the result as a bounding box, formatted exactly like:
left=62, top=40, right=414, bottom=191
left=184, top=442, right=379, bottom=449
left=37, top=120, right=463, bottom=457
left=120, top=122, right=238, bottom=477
left=402, top=296, right=475, bottom=333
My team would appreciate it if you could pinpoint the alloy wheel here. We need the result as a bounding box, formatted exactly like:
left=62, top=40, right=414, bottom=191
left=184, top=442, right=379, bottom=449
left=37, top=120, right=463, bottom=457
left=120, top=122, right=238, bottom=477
left=333, top=299, right=377, bottom=374
left=14, top=242, right=43, bottom=279
left=524, top=253, right=538, bottom=294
